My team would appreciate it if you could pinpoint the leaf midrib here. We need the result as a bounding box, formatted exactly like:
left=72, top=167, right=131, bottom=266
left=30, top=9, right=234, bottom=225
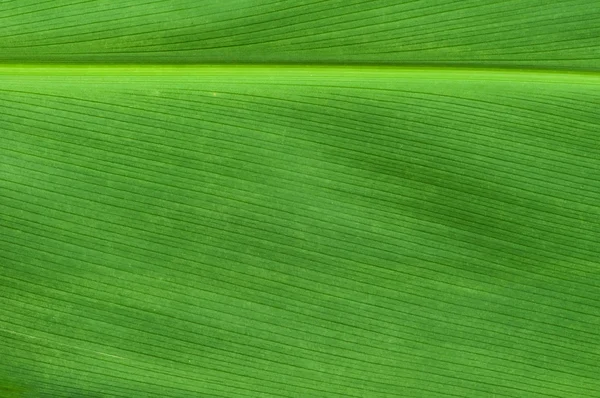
left=1, top=64, right=600, bottom=85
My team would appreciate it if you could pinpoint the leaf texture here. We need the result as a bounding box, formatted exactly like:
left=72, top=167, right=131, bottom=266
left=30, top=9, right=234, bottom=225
left=0, top=1, right=599, bottom=68
left=1, top=2, right=600, bottom=398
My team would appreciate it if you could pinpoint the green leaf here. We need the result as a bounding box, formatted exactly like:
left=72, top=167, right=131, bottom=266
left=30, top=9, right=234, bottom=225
left=1, top=2, right=599, bottom=398
left=1, top=0, right=599, bottom=68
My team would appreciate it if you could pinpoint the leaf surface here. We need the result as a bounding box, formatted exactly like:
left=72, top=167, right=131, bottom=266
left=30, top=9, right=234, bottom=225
left=1, top=2, right=599, bottom=398
left=1, top=1, right=599, bottom=68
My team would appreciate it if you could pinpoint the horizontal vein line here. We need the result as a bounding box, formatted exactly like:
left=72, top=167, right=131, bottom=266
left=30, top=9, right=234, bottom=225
left=0, top=64, right=599, bottom=78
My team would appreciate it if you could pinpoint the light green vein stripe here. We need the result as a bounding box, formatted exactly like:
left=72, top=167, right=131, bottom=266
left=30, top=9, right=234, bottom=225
left=0, top=65, right=599, bottom=82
